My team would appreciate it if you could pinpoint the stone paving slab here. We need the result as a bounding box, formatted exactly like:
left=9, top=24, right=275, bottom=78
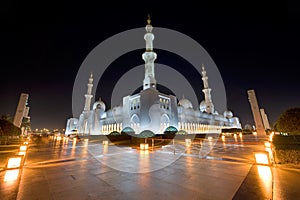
left=16, top=149, right=252, bottom=200
left=1, top=135, right=280, bottom=200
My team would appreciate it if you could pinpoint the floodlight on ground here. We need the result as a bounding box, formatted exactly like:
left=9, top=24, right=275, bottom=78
left=221, top=135, right=225, bottom=142
left=269, top=136, right=272, bottom=142
left=102, top=140, right=108, bottom=145
left=253, top=131, right=257, bottom=136
left=23, top=141, right=28, bottom=145
left=185, top=139, right=192, bottom=146
left=264, top=141, right=271, bottom=148
left=18, top=151, right=26, bottom=156
left=4, top=169, right=20, bottom=182
left=140, top=143, right=149, bottom=150
left=20, top=145, right=27, bottom=151
left=6, top=156, right=23, bottom=169
left=269, top=133, right=274, bottom=142
left=254, top=151, right=270, bottom=165
left=84, top=139, right=88, bottom=146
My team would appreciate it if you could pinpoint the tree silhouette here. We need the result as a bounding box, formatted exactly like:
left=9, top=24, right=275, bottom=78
left=274, top=107, right=300, bottom=136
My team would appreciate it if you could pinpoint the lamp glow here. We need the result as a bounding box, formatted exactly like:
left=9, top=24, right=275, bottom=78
left=102, top=140, right=108, bottom=145
left=23, top=141, right=28, bottom=145
left=254, top=152, right=270, bottom=165
left=221, top=135, right=225, bottom=142
left=4, top=169, right=20, bottom=182
left=140, top=143, right=148, bottom=150
left=269, top=135, right=273, bottom=142
left=6, top=157, right=22, bottom=169
left=20, top=145, right=27, bottom=151
left=264, top=141, right=271, bottom=148
left=185, top=139, right=192, bottom=146
left=18, top=151, right=26, bottom=156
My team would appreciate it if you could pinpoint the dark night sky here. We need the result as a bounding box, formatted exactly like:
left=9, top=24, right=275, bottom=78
left=0, top=1, right=298, bottom=130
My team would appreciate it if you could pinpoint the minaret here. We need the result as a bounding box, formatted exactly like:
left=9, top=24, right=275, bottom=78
left=201, top=64, right=214, bottom=114
left=248, top=89, right=265, bottom=136
left=84, top=73, right=93, bottom=111
left=13, top=93, right=29, bottom=128
left=142, top=15, right=157, bottom=90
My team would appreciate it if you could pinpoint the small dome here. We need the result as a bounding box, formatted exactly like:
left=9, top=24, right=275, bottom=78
left=178, top=97, right=193, bottom=109
left=93, top=99, right=106, bottom=111
left=223, top=110, right=233, bottom=118
left=199, top=100, right=206, bottom=112
left=112, top=106, right=122, bottom=116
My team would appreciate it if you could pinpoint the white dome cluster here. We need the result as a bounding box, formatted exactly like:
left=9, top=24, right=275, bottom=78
left=223, top=110, right=233, bottom=118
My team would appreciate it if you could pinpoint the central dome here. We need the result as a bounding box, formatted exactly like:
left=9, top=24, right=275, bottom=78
left=178, top=97, right=193, bottom=109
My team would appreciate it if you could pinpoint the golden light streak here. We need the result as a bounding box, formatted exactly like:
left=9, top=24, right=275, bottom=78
left=257, top=165, right=272, bottom=195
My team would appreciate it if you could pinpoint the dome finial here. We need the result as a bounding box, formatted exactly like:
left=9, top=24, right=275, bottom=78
left=147, top=14, right=151, bottom=25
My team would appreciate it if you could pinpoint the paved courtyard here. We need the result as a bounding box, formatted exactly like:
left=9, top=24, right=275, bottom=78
left=1, top=135, right=299, bottom=199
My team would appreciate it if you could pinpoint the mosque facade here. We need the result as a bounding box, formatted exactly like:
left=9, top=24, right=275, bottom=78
left=65, top=18, right=241, bottom=136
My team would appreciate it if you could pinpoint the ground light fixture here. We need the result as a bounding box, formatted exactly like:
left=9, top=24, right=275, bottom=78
left=6, top=156, right=23, bottom=169
left=185, top=139, right=192, bottom=147
left=140, top=143, right=149, bottom=150
left=19, top=145, right=27, bottom=151
left=264, top=141, right=271, bottom=148
left=18, top=151, right=26, bottom=156
left=254, top=151, right=271, bottom=165
left=102, top=140, right=108, bottom=145
left=4, top=155, right=24, bottom=182
left=4, top=169, right=20, bottom=182
left=221, top=135, right=225, bottom=142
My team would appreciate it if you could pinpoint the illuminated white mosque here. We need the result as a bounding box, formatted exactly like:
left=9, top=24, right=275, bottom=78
left=65, top=18, right=241, bottom=136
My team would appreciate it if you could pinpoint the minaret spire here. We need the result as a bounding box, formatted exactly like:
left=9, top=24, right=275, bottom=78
left=142, top=15, right=157, bottom=90
left=84, top=72, right=93, bottom=111
left=201, top=64, right=215, bottom=114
